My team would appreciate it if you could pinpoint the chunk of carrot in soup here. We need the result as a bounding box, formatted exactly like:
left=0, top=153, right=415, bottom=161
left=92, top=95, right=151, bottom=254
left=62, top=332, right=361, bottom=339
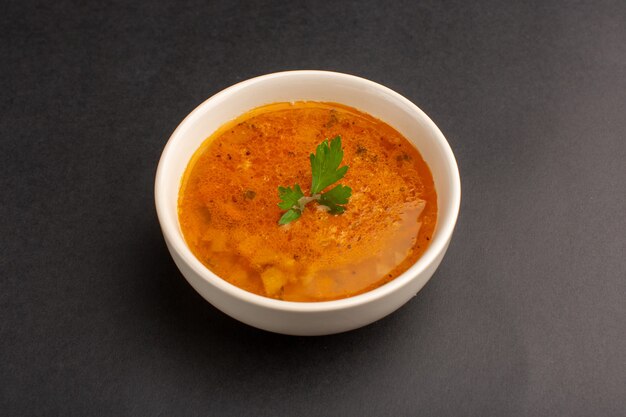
left=178, top=101, right=437, bottom=302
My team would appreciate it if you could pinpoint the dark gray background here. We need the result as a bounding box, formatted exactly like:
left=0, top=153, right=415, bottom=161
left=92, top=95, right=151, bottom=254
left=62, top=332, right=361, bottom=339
left=2, top=0, right=625, bottom=416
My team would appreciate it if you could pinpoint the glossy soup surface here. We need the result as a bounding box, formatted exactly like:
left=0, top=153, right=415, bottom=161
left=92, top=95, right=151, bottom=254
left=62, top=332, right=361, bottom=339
left=178, top=102, right=437, bottom=302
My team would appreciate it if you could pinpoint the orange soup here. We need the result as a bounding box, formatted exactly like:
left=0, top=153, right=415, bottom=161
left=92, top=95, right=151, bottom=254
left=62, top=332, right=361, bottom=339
left=178, top=102, right=437, bottom=302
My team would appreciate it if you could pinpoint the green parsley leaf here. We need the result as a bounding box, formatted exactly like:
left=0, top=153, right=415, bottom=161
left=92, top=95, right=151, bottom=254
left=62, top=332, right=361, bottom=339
left=278, top=184, right=304, bottom=210
left=310, top=136, right=349, bottom=194
left=277, top=136, right=351, bottom=224
left=318, top=184, right=353, bottom=214
left=278, top=208, right=302, bottom=225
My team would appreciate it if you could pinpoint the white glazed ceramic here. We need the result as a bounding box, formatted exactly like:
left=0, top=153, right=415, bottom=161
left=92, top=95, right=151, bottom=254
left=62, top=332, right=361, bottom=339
left=155, top=70, right=461, bottom=335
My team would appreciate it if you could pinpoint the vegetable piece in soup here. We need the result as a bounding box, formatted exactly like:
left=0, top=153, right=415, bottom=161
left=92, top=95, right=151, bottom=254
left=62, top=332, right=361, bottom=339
left=178, top=101, right=437, bottom=302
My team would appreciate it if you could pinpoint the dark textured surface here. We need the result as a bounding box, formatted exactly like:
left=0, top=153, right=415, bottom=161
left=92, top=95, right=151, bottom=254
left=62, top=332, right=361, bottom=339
left=1, top=1, right=625, bottom=415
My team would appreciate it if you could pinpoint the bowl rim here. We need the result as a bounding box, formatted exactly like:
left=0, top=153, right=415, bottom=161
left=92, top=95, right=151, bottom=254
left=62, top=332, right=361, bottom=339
left=155, top=70, right=461, bottom=313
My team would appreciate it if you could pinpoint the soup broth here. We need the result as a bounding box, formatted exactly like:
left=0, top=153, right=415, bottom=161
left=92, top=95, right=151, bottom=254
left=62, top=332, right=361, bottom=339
left=178, top=102, right=437, bottom=302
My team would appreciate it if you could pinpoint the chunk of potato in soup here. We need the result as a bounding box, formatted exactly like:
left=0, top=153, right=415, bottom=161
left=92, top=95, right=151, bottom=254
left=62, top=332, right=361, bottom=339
left=178, top=102, right=437, bottom=302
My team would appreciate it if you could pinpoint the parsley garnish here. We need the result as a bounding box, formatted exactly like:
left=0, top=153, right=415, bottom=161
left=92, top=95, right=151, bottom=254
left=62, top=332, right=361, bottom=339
left=278, top=136, right=352, bottom=224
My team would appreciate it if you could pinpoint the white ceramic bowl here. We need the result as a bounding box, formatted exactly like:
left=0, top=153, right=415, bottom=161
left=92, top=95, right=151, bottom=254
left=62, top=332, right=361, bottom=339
left=155, top=70, right=460, bottom=335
